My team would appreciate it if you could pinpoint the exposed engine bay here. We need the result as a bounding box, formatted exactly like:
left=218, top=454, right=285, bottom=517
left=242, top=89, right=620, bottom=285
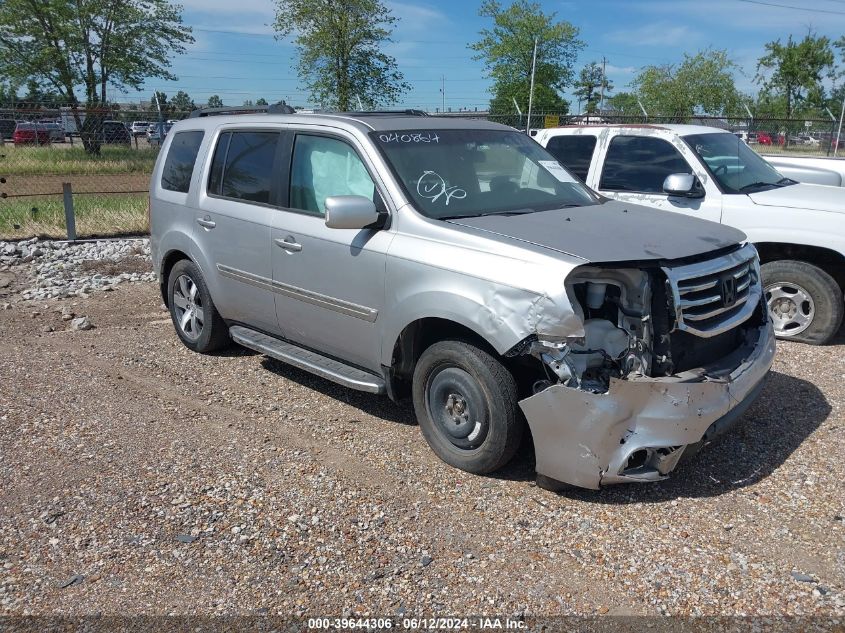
left=526, top=248, right=765, bottom=396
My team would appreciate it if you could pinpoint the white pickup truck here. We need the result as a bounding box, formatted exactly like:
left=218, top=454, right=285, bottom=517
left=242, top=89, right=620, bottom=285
left=534, top=124, right=845, bottom=344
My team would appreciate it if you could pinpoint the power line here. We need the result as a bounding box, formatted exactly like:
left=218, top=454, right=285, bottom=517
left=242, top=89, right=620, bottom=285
left=737, top=0, right=845, bottom=15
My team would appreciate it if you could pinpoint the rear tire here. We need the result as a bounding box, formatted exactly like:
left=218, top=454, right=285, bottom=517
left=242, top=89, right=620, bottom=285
left=412, top=340, right=523, bottom=474
left=761, top=259, right=843, bottom=345
left=167, top=259, right=229, bottom=353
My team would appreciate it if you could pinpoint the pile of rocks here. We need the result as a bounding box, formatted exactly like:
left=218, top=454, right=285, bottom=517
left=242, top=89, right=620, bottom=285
left=0, top=237, right=155, bottom=301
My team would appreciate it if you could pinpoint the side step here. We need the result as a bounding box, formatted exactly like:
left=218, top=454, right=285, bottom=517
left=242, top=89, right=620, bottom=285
left=229, top=326, right=386, bottom=394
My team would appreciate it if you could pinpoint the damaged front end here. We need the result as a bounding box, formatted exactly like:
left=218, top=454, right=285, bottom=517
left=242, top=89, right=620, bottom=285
left=514, top=243, right=775, bottom=489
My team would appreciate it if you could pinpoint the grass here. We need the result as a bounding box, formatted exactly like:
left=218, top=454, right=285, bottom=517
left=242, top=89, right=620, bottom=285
left=0, top=192, right=148, bottom=240
left=754, top=144, right=838, bottom=158
left=1, top=144, right=159, bottom=175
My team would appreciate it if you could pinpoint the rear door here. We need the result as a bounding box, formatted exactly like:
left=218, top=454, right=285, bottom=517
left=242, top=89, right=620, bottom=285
left=543, top=133, right=599, bottom=182
left=595, top=132, right=722, bottom=224
left=271, top=130, right=393, bottom=372
left=193, top=127, right=285, bottom=335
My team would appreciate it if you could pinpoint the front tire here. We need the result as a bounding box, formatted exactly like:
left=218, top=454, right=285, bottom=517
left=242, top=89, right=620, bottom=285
left=762, top=260, right=843, bottom=345
left=412, top=340, right=523, bottom=474
left=167, top=259, right=229, bottom=353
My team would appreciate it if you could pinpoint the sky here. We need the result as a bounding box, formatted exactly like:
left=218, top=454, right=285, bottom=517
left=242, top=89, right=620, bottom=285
left=138, top=0, right=845, bottom=112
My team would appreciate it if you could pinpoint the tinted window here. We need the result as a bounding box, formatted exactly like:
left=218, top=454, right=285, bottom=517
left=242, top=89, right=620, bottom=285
left=290, top=135, right=375, bottom=216
left=209, top=131, right=279, bottom=204
left=161, top=130, right=205, bottom=193
left=599, top=136, right=691, bottom=193
left=545, top=135, right=597, bottom=181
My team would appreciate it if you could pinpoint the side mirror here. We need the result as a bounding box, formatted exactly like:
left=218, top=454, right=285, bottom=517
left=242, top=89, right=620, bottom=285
left=324, top=195, right=380, bottom=230
left=662, top=173, right=704, bottom=198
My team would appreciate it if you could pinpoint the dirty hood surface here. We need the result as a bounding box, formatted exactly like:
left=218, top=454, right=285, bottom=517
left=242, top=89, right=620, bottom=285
left=447, top=199, right=746, bottom=263
left=748, top=182, right=845, bottom=214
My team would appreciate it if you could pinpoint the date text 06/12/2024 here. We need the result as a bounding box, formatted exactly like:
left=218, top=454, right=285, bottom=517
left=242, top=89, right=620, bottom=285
left=307, top=617, right=528, bottom=630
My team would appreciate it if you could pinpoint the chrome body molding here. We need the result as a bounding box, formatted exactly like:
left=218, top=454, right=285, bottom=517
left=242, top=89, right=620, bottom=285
left=217, top=263, right=379, bottom=323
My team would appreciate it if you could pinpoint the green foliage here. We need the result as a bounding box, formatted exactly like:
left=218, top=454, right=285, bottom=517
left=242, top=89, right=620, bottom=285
left=207, top=95, right=224, bottom=108
left=273, top=0, right=409, bottom=111
left=171, top=90, right=195, bottom=111
left=605, top=92, right=640, bottom=115
left=243, top=99, right=254, bottom=107
left=573, top=62, right=612, bottom=113
left=471, top=0, right=582, bottom=114
left=756, top=33, right=835, bottom=118
left=0, top=0, right=193, bottom=106
left=256, top=98, right=269, bottom=106
left=632, top=49, right=741, bottom=120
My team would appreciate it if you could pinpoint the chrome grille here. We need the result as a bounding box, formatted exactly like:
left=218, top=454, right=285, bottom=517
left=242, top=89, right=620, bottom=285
left=662, top=244, right=762, bottom=338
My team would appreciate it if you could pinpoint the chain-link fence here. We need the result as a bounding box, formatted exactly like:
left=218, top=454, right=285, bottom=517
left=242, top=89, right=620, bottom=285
left=2, top=102, right=842, bottom=240
left=0, top=102, right=192, bottom=240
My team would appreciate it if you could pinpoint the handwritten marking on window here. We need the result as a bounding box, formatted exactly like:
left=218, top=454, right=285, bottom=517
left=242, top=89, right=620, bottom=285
left=379, top=132, right=440, bottom=144
left=416, top=170, right=467, bottom=206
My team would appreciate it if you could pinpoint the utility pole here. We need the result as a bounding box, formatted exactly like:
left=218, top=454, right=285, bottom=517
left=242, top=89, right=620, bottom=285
left=440, top=76, right=445, bottom=114
left=526, top=37, right=538, bottom=135
left=599, top=56, right=607, bottom=114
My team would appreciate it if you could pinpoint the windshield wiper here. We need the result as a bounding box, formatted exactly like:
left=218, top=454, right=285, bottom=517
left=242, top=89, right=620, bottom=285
left=777, top=177, right=797, bottom=186
left=738, top=181, right=780, bottom=192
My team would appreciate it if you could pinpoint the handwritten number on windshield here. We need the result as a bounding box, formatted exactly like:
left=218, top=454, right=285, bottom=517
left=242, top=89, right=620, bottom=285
left=417, top=171, right=467, bottom=206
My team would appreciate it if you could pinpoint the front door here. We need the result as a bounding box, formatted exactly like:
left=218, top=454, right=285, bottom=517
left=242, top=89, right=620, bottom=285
left=271, top=132, right=393, bottom=372
left=593, top=133, right=723, bottom=224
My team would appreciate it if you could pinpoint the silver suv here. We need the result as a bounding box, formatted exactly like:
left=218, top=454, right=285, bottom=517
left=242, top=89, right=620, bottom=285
left=149, top=112, right=775, bottom=490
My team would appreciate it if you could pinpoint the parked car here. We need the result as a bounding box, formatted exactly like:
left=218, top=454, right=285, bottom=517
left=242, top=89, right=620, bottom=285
left=754, top=131, right=773, bottom=145
left=0, top=118, right=17, bottom=140
left=149, top=113, right=774, bottom=490
left=130, top=121, right=150, bottom=136
left=13, top=122, right=51, bottom=145
left=535, top=123, right=845, bottom=344
left=100, top=120, right=131, bottom=145
left=38, top=121, right=66, bottom=143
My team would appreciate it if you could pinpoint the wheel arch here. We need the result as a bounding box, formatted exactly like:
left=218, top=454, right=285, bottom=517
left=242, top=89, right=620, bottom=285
left=159, top=248, right=192, bottom=307
left=754, top=242, right=845, bottom=289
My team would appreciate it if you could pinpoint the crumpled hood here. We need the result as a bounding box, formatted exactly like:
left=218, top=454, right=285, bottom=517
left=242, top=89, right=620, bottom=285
left=446, top=199, right=745, bottom=263
left=748, top=183, right=845, bottom=213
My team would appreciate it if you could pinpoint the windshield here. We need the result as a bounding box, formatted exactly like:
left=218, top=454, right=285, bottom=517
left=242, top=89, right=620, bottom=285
left=371, top=129, right=599, bottom=219
left=683, top=132, right=791, bottom=193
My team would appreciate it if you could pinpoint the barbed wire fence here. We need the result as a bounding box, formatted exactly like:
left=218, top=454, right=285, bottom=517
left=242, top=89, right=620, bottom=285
left=0, top=102, right=841, bottom=241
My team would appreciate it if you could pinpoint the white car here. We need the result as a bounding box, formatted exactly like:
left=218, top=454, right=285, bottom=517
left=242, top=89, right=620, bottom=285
left=130, top=121, right=150, bottom=136
left=534, top=124, right=845, bottom=344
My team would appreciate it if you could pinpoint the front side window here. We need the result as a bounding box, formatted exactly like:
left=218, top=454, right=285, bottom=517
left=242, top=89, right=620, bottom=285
left=683, top=132, right=790, bottom=193
left=544, top=135, right=597, bottom=181
left=599, top=135, right=691, bottom=193
left=371, top=129, right=597, bottom=220
left=161, top=130, right=204, bottom=193
left=289, top=135, right=376, bottom=216
left=207, top=130, right=279, bottom=204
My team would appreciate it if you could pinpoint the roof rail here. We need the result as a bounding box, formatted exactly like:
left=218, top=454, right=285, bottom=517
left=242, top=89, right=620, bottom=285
left=189, top=101, right=296, bottom=118
left=321, top=109, right=429, bottom=117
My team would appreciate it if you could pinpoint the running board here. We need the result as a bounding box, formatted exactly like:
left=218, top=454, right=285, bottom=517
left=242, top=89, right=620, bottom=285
left=229, top=326, right=386, bottom=394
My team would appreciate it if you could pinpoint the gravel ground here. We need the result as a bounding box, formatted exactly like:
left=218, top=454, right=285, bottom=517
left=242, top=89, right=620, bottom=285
left=0, top=241, right=843, bottom=619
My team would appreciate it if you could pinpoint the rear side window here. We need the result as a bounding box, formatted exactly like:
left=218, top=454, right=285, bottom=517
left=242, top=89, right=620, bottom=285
left=544, top=135, right=597, bottom=181
left=599, top=135, right=691, bottom=193
left=207, top=131, right=279, bottom=204
left=161, top=130, right=204, bottom=193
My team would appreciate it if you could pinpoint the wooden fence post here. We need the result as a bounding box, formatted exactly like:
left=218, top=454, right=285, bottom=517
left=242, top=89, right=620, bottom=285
left=62, top=182, right=77, bottom=241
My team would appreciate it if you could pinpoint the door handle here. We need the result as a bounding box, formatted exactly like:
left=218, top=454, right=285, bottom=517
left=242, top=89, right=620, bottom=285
left=196, top=217, right=216, bottom=229
left=275, top=237, right=302, bottom=252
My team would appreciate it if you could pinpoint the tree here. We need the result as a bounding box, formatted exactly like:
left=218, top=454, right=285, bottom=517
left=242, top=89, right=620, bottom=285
left=243, top=99, right=254, bottom=106
left=756, top=33, right=835, bottom=118
left=256, top=98, right=269, bottom=106
left=573, top=62, right=613, bottom=113
left=471, top=0, right=583, bottom=115
left=633, top=49, right=741, bottom=120
left=273, top=0, right=408, bottom=111
left=207, top=95, right=224, bottom=108
left=171, top=90, right=195, bottom=112
left=0, top=82, right=19, bottom=105
left=0, top=0, right=193, bottom=153
left=605, top=91, right=640, bottom=116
